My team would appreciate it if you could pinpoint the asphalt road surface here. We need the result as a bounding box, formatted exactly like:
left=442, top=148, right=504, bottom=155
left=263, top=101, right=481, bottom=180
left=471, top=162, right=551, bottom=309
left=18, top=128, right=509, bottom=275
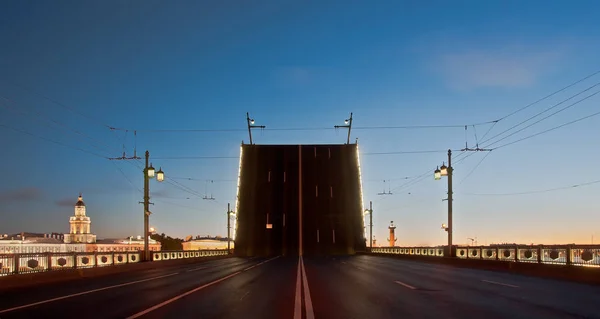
left=0, top=255, right=599, bottom=319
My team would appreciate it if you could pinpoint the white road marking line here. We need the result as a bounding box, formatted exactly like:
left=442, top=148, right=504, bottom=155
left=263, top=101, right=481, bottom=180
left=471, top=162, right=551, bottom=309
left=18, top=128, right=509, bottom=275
left=482, top=280, right=519, bottom=288
left=243, top=256, right=280, bottom=271
left=240, top=291, right=250, bottom=301
left=293, top=259, right=302, bottom=319
left=394, top=280, right=417, bottom=290
left=300, top=257, right=315, bottom=319
left=186, top=266, right=207, bottom=272
left=0, top=272, right=179, bottom=314
left=126, top=256, right=280, bottom=319
left=341, top=261, right=347, bottom=264
left=356, top=266, right=365, bottom=271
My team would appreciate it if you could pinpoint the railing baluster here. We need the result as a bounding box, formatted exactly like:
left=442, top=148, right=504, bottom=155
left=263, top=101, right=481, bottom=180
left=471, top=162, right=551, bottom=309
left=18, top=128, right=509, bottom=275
left=14, top=255, right=19, bottom=275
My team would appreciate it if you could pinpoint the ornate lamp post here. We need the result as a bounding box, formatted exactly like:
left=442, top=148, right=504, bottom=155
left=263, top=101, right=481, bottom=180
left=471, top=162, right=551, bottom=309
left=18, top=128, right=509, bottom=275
left=435, top=149, right=453, bottom=257
left=143, top=150, right=164, bottom=261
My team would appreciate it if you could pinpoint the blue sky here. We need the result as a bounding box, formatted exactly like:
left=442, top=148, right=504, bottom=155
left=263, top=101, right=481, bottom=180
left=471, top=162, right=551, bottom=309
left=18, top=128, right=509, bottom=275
left=1, top=0, right=599, bottom=246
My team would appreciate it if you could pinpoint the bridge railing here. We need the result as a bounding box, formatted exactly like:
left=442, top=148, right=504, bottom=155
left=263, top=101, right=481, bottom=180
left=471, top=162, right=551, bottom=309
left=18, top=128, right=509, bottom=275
left=371, top=247, right=445, bottom=257
left=371, top=245, right=600, bottom=267
left=152, top=249, right=229, bottom=261
left=0, top=249, right=230, bottom=277
left=0, top=252, right=141, bottom=276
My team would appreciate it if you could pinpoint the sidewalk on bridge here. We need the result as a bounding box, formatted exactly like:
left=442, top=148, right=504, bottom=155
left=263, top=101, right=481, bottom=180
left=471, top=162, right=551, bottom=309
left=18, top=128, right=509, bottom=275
left=0, top=254, right=233, bottom=292
left=361, top=252, right=600, bottom=286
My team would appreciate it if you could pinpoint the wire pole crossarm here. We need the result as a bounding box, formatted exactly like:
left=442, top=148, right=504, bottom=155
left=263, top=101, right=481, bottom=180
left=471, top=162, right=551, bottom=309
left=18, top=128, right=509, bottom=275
left=108, top=152, right=141, bottom=160
left=460, top=147, right=493, bottom=152
left=334, top=112, right=353, bottom=144
left=246, top=112, right=265, bottom=145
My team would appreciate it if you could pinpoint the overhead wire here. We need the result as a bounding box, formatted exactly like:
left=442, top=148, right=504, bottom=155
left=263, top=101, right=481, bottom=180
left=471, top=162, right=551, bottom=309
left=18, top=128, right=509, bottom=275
left=492, top=69, right=600, bottom=122
left=362, top=149, right=453, bottom=156
left=480, top=81, right=600, bottom=147
left=151, top=156, right=239, bottom=160
left=492, top=109, right=600, bottom=151
left=462, top=179, right=600, bottom=196
left=109, top=120, right=499, bottom=134
left=120, top=159, right=214, bottom=211
left=457, top=151, right=493, bottom=186
left=483, top=89, right=600, bottom=149
left=4, top=81, right=114, bottom=130
left=0, top=95, right=120, bottom=155
left=0, top=123, right=110, bottom=159
left=112, top=161, right=142, bottom=193
left=366, top=70, right=600, bottom=204
left=364, top=175, right=420, bottom=182
left=169, top=177, right=235, bottom=182
left=154, top=149, right=457, bottom=160
left=479, top=120, right=498, bottom=142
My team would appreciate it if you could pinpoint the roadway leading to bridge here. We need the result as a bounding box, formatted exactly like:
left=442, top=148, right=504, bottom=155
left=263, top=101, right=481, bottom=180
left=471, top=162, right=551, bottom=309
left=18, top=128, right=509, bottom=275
left=0, top=255, right=598, bottom=319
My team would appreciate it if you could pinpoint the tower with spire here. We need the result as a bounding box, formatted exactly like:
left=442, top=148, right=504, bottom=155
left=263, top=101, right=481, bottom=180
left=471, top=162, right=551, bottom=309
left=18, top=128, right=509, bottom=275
left=64, top=194, right=97, bottom=244
left=388, top=221, right=397, bottom=247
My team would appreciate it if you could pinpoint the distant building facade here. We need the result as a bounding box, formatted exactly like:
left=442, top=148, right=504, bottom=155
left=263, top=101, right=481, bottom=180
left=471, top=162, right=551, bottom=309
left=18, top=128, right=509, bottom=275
left=0, top=194, right=160, bottom=254
left=182, top=236, right=233, bottom=250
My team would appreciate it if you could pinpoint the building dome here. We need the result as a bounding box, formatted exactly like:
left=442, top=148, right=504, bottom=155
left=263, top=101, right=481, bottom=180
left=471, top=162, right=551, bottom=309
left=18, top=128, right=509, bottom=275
left=75, top=194, right=85, bottom=207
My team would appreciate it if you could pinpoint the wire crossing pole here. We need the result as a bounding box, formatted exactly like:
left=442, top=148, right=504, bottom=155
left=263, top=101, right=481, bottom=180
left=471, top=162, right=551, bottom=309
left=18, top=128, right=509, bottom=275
left=447, top=150, right=453, bottom=257
left=143, top=151, right=151, bottom=262
left=227, top=203, right=232, bottom=254
left=369, top=201, right=373, bottom=251
left=334, top=112, right=353, bottom=144
left=246, top=112, right=265, bottom=145
left=298, top=144, right=303, bottom=257
left=364, top=201, right=373, bottom=251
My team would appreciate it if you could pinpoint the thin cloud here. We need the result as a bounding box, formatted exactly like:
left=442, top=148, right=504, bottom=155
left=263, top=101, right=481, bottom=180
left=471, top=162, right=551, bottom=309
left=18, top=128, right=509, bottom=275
left=151, top=189, right=170, bottom=198
left=55, top=198, right=75, bottom=207
left=273, top=66, right=322, bottom=86
left=0, top=187, right=43, bottom=202
left=434, top=47, right=563, bottom=91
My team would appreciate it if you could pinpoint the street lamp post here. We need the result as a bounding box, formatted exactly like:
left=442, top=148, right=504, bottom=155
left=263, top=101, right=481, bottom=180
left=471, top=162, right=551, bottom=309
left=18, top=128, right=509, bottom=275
left=227, top=203, right=235, bottom=254
left=364, top=201, right=373, bottom=251
left=435, top=149, right=453, bottom=257
left=142, top=150, right=164, bottom=262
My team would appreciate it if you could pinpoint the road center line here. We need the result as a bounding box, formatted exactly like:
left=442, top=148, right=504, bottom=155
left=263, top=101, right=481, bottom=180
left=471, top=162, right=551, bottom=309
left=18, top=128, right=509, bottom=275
left=0, top=272, right=180, bottom=314
left=300, top=257, right=315, bottom=319
left=394, top=280, right=417, bottom=290
left=293, top=259, right=302, bottom=319
left=481, top=279, right=519, bottom=288
left=187, top=266, right=207, bottom=272
left=126, top=256, right=280, bottom=319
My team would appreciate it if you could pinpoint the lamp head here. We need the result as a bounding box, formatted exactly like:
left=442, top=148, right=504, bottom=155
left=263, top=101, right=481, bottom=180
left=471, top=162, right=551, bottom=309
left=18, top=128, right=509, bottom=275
left=156, top=167, right=164, bottom=182
left=147, top=164, right=155, bottom=178
left=434, top=167, right=441, bottom=180
left=440, top=163, right=448, bottom=176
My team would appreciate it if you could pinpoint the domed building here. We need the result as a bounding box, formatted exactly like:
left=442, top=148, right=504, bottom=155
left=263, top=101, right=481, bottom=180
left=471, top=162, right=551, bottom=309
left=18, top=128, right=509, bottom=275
left=63, top=194, right=97, bottom=244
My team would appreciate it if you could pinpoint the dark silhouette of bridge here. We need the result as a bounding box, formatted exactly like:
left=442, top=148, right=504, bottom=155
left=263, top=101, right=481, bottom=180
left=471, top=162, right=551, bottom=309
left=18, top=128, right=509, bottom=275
left=234, top=143, right=366, bottom=257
